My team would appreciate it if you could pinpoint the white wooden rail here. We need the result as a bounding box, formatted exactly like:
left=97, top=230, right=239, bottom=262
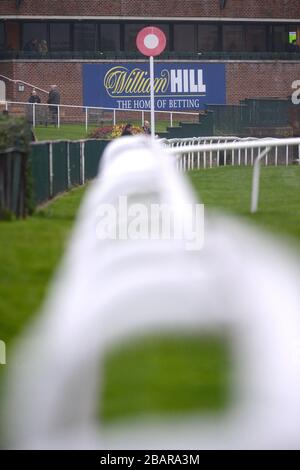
left=165, top=137, right=300, bottom=213
left=1, top=100, right=199, bottom=131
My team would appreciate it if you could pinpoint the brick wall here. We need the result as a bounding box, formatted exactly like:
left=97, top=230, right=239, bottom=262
left=8, top=62, right=82, bottom=104
left=3, top=60, right=299, bottom=105
left=0, top=61, right=14, bottom=98
left=1, top=0, right=300, bottom=19
left=226, top=62, right=300, bottom=103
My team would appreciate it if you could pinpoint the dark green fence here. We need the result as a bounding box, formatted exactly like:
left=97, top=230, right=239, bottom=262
left=206, top=98, right=296, bottom=137
left=69, top=142, right=81, bottom=186
left=29, top=139, right=109, bottom=207
left=241, top=99, right=291, bottom=128
left=30, top=143, right=50, bottom=205
left=0, top=148, right=27, bottom=218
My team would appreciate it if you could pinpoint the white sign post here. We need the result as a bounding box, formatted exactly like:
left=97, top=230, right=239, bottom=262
left=136, top=27, right=166, bottom=140
left=149, top=55, right=155, bottom=140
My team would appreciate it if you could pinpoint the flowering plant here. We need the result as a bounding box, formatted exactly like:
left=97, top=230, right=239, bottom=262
left=89, top=124, right=143, bottom=139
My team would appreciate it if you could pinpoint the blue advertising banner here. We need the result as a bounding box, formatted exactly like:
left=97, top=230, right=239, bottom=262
left=83, top=62, right=226, bottom=111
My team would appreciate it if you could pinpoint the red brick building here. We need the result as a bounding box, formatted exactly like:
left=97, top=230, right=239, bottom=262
left=0, top=0, right=300, bottom=107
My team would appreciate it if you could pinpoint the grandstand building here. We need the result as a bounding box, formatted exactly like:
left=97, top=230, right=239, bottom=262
left=0, top=0, right=300, bottom=111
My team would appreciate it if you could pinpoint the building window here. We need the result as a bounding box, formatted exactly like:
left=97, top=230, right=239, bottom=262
left=287, top=25, right=300, bottom=51
left=174, top=24, right=196, bottom=52
left=222, top=25, right=245, bottom=52
left=151, top=23, right=170, bottom=51
left=100, top=23, right=121, bottom=51
left=271, top=26, right=287, bottom=52
left=198, top=24, right=220, bottom=52
left=245, top=25, right=267, bottom=52
left=50, top=23, right=70, bottom=51
left=124, top=23, right=145, bottom=51
left=0, top=22, right=5, bottom=50
left=22, top=22, right=47, bottom=51
left=74, top=23, right=98, bottom=51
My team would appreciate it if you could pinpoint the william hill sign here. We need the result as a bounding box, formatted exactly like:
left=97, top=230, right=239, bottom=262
left=83, top=62, right=226, bottom=111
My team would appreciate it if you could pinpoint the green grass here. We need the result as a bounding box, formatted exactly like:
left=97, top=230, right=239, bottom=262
left=101, top=334, right=230, bottom=423
left=189, top=166, right=300, bottom=242
left=34, top=120, right=177, bottom=142
left=1, top=165, right=300, bottom=427
left=34, top=124, right=97, bottom=141
left=0, top=187, right=85, bottom=344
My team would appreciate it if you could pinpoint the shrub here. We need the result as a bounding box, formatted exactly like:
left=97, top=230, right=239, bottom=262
left=0, top=115, right=34, bottom=219
left=89, top=124, right=143, bottom=140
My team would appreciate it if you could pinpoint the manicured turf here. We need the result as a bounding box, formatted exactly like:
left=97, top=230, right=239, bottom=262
left=34, top=123, right=97, bottom=141
left=190, top=166, right=300, bottom=242
left=1, top=165, right=299, bottom=426
left=0, top=187, right=85, bottom=343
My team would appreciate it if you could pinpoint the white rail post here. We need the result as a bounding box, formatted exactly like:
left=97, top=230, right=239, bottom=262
left=197, top=139, right=201, bottom=169
left=85, top=107, right=88, bottom=133
left=142, top=110, right=145, bottom=126
left=170, top=112, right=173, bottom=127
left=251, top=147, right=271, bottom=214
left=57, top=105, right=60, bottom=128
left=113, top=109, right=116, bottom=126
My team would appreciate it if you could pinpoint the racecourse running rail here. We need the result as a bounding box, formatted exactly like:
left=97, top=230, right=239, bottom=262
left=164, top=136, right=300, bottom=213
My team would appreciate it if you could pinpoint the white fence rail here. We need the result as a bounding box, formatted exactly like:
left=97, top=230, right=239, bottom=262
left=164, top=136, right=300, bottom=213
left=0, top=100, right=199, bottom=131
left=163, top=136, right=300, bottom=169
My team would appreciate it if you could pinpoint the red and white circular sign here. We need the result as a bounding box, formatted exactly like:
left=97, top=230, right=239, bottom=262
left=136, top=26, right=166, bottom=57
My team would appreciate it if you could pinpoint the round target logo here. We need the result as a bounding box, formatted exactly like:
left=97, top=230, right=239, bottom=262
left=136, top=27, right=166, bottom=57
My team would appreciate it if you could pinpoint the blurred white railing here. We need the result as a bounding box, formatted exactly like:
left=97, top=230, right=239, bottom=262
left=163, top=136, right=300, bottom=169
left=0, top=100, right=199, bottom=131
left=164, top=136, right=300, bottom=213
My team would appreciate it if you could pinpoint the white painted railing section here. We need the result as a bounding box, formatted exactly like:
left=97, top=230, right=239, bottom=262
left=2, top=136, right=300, bottom=449
left=164, top=136, right=300, bottom=212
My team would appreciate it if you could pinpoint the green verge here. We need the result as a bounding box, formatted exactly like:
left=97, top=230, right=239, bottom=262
left=189, top=166, right=300, bottom=242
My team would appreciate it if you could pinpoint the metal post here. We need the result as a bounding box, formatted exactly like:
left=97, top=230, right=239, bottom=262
left=170, top=113, right=173, bottom=127
left=113, top=109, right=116, bottom=126
left=80, top=141, right=85, bottom=185
left=85, top=107, right=88, bottom=133
left=142, top=110, right=145, bottom=126
left=150, top=55, right=155, bottom=140
left=251, top=147, right=271, bottom=213
left=57, top=105, right=60, bottom=128
left=67, top=142, right=71, bottom=189
left=49, top=143, right=54, bottom=198
left=33, top=103, right=36, bottom=128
